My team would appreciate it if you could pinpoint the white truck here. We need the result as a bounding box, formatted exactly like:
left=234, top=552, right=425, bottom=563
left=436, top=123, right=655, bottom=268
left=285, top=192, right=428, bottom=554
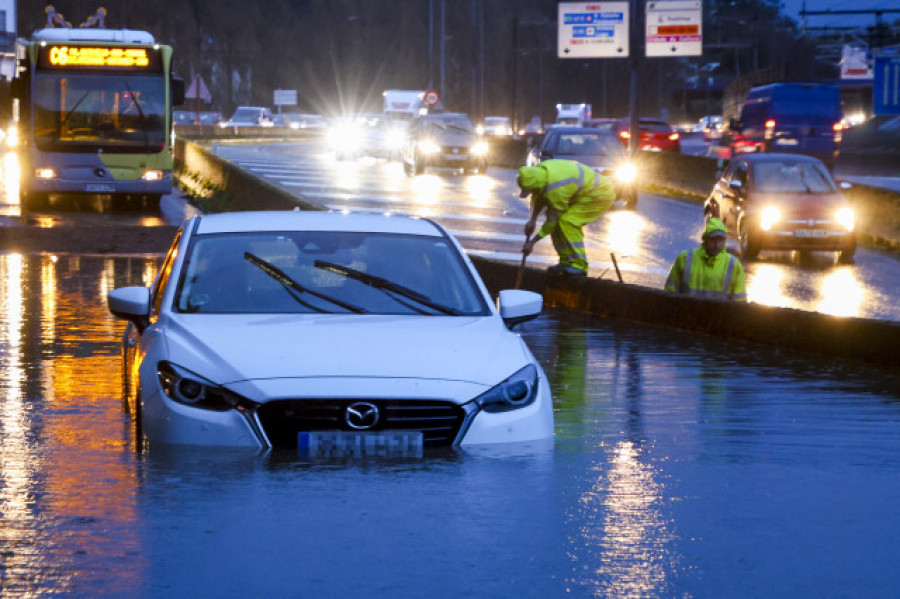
left=383, top=90, right=429, bottom=121
left=555, top=103, right=592, bottom=126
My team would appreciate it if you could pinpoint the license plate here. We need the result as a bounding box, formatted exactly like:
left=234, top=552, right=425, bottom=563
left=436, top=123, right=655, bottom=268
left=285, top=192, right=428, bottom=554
left=794, top=228, right=827, bottom=238
left=298, top=431, right=424, bottom=458
left=445, top=154, right=467, bottom=161
left=775, top=138, right=799, bottom=146
left=85, top=183, right=115, bottom=192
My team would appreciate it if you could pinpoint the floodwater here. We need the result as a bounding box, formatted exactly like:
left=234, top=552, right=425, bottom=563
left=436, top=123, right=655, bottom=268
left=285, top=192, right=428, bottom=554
left=2, top=253, right=900, bottom=597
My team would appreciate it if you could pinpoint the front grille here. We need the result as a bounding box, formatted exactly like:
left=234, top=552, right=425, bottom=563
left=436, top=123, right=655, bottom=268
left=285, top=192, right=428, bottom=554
left=256, top=399, right=465, bottom=448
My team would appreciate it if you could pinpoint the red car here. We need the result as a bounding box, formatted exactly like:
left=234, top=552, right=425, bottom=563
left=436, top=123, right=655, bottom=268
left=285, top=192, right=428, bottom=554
left=703, top=153, right=856, bottom=262
left=612, top=117, right=681, bottom=152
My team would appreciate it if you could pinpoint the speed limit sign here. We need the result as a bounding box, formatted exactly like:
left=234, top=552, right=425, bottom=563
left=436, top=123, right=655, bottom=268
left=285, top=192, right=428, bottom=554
left=423, top=90, right=440, bottom=107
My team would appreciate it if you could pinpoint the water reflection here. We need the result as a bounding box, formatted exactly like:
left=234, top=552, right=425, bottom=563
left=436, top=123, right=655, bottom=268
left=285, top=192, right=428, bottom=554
left=818, top=268, right=863, bottom=317
left=746, top=263, right=789, bottom=307
left=0, top=253, right=157, bottom=594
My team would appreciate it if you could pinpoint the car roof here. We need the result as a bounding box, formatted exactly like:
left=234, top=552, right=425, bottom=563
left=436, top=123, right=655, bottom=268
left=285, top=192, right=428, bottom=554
left=545, top=126, right=618, bottom=137
left=193, top=211, right=447, bottom=237
left=740, top=153, right=825, bottom=165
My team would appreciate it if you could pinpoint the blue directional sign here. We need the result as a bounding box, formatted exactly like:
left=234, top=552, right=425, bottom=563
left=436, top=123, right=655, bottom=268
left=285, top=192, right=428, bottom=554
left=558, top=2, right=629, bottom=58
left=873, top=56, right=900, bottom=115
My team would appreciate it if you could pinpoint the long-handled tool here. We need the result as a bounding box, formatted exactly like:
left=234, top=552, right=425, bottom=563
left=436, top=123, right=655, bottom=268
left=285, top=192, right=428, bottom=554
left=515, top=250, right=528, bottom=289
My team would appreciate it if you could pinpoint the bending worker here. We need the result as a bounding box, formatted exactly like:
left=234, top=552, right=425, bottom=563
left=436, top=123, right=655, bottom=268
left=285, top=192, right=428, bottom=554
left=518, top=159, right=616, bottom=276
left=665, top=217, right=747, bottom=301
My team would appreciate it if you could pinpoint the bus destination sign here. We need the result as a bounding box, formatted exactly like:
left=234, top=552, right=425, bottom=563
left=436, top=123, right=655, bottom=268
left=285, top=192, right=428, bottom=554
left=38, top=45, right=161, bottom=70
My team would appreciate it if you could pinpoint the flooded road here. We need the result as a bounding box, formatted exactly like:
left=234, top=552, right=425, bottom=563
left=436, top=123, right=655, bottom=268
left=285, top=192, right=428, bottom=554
left=2, top=252, right=900, bottom=596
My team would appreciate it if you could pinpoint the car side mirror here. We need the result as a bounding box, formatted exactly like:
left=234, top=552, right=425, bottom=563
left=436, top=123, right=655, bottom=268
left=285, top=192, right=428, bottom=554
left=498, top=289, right=542, bottom=329
left=108, top=286, right=151, bottom=331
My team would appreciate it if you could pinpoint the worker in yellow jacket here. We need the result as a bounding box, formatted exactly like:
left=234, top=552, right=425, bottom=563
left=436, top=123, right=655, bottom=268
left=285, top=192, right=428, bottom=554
left=665, top=217, right=748, bottom=301
left=518, top=160, right=616, bottom=276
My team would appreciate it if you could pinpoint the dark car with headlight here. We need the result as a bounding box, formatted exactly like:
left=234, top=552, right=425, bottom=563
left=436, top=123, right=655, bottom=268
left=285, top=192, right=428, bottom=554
left=526, top=126, right=638, bottom=210
left=704, top=153, right=856, bottom=262
left=402, top=113, right=488, bottom=176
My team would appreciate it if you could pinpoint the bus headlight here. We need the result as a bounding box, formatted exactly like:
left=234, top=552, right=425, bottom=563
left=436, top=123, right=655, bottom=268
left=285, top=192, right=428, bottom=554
left=470, top=141, right=489, bottom=156
left=5, top=127, right=18, bottom=147
left=141, top=170, right=164, bottom=182
left=615, top=163, right=637, bottom=183
left=835, top=207, right=855, bottom=231
left=760, top=205, right=781, bottom=231
left=35, top=168, right=57, bottom=179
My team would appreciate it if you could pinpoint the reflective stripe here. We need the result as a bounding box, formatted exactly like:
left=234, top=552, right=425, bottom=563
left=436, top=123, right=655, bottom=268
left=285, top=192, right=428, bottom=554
left=545, top=176, right=579, bottom=192
left=685, top=288, right=728, bottom=300
left=723, top=255, right=736, bottom=295
left=730, top=292, right=748, bottom=301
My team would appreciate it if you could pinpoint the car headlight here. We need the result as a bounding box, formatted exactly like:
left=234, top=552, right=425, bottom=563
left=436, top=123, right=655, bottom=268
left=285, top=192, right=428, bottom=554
left=35, top=167, right=57, bottom=180
left=141, top=170, right=164, bottom=182
left=835, top=206, right=855, bottom=231
left=760, top=205, right=781, bottom=231
left=6, top=127, right=18, bottom=147
left=157, top=361, right=253, bottom=412
left=329, top=123, right=365, bottom=152
left=472, top=364, right=538, bottom=413
left=471, top=141, right=489, bottom=156
left=418, top=139, right=441, bottom=154
left=615, top=163, right=637, bottom=183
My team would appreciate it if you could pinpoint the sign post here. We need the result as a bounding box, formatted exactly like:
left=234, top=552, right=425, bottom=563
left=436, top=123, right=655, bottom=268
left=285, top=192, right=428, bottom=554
left=873, top=56, right=900, bottom=115
left=645, top=0, right=702, bottom=57
left=557, top=2, right=630, bottom=59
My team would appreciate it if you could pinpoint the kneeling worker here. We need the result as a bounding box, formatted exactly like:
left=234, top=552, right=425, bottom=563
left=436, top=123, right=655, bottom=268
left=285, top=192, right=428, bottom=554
left=518, top=160, right=617, bottom=276
left=665, top=217, right=747, bottom=301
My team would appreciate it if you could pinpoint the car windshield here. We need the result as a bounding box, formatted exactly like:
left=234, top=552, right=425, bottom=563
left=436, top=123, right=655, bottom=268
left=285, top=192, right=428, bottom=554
left=231, top=108, right=261, bottom=121
left=754, top=161, right=838, bottom=193
left=424, top=116, right=475, bottom=133
left=173, top=231, right=490, bottom=316
left=551, top=132, right=622, bottom=156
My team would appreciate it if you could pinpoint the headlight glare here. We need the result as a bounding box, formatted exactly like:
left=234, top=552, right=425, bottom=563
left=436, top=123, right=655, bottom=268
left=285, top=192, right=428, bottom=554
left=418, top=139, right=441, bottom=154
left=615, top=163, right=637, bottom=183
left=473, top=364, right=538, bottom=413
left=835, top=207, right=855, bottom=231
left=760, top=205, right=781, bottom=231
left=157, top=361, right=247, bottom=412
left=471, top=141, right=489, bottom=156
left=141, top=170, right=164, bottom=182
left=36, top=168, right=57, bottom=179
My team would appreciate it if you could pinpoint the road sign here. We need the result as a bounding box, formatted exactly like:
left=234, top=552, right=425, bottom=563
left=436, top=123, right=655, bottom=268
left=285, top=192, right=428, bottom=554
left=423, top=90, right=440, bottom=107
left=273, top=89, right=297, bottom=107
left=873, top=56, right=900, bottom=115
left=185, top=75, right=212, bottom=103
left=557, top=2, right=630, bottom=59
left=646, top=0, right=702, bottom=57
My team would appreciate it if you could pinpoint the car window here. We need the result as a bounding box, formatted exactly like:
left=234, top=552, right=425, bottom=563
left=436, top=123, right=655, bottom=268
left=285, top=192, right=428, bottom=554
left=173, top=232, right=490, bottom=316
left=425, top=116, right=475, bottom=134
left=553, top=133, right=621, bottom=155
left=639, top=121, right=673, bottom=132
left=753, top=162, right=837, bottom=193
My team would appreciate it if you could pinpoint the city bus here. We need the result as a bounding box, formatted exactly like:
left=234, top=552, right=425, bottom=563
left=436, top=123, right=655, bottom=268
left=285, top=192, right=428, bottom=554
left=10, top=27, right=184, bottom=209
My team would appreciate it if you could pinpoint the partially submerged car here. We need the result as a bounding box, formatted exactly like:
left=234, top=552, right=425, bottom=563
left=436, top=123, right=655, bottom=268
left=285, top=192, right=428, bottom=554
left=525, top=126, right=638, bottom=210
left=704, top=153, right=856, bottom=262
left=108, top=211, right=553, bottom=455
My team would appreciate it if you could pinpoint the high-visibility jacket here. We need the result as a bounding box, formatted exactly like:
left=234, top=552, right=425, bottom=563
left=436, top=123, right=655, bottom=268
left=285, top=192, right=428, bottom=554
left=665, top=246, right=748, bottom=301
left=531, top=160, right=616, bottom=240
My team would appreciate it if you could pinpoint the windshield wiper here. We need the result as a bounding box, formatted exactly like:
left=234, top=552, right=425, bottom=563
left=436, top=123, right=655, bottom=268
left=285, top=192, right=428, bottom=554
left=61, top=91, right=90, bottom=130
left=314, top=260, right=461, bottom=315
left=244, top=252, right=366, bottom=314
left=122, top=80, right=150, bottom=146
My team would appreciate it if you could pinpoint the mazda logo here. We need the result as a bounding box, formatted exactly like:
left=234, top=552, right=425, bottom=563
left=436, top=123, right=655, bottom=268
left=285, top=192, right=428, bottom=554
left=345, top=402, right=380, bottom=430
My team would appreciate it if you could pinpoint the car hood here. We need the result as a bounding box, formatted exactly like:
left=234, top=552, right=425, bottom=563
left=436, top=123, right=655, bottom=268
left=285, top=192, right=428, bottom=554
left=162, top=313, right=531, bottom=387
left=429, top=132, right=476, bottom=146
left=753, top=191, right=848, bottom=213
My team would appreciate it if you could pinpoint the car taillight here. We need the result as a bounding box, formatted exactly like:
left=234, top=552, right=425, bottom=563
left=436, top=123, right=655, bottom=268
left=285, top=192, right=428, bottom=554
left=765, top=119, right=776, bottom=129
left=619, top=130, right=630, bottom=140
left=668, top=132, right=679, bottom=141
left=833, top=122, right=843, bottom=132
left=765, top=119, right=776, bottom=140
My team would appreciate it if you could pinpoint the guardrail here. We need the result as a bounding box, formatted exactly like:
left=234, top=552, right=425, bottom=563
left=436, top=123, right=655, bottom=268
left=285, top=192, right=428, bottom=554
left=173, top=138, right=900, bottom=367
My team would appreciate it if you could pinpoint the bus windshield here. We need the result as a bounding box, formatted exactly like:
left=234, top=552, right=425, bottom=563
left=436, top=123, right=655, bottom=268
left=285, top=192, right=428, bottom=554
left=33, top=73, right=166, bottom=153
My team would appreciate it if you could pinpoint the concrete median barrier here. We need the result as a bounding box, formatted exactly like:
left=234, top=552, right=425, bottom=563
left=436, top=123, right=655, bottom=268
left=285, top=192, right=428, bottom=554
left=174, top=139, right=900, bottom=368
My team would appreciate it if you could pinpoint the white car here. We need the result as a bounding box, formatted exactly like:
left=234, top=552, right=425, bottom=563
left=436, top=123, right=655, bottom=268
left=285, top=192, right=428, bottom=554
left=108, top=211, right=553, bottom=456
left=219, top=106, right=274, bottom=128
